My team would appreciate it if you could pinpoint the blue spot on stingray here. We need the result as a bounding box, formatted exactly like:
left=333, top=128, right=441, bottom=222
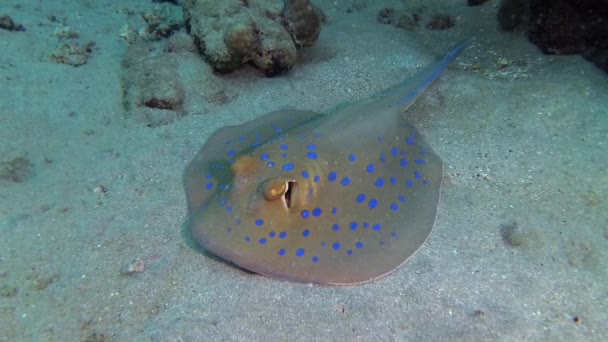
left=356, top=193, right=366, bottom=203
left=282, top=163, right=294, bottom=171
left=255, top=219, right=264, bottom=226
left=368, top=198, right=378, bottom=209
left=349, top=222, right=358, bottom=231
left=423, top=180, right=429, bottom=185
left=205, top=174, right=212, bottom=179
left=398, top=195, right=405, bottom=202
left=306, top=152, right=317, bottom=160
left=235, top=219, right=241, bottom=225
left=400, top=158, right=408, bottom=168
left=259, top=238, right=267, bottom=245
left=279, top=232, right=287, bottom=239
left=312, top=208, right=322, bottom=217
left=312, top=256, right=319, bottom=263
left=301, top=210, right=310, bottom=219
left=363, top=222, right=369, bottom=228
left=244, top=236, right=251, bottom=242
left=391, top=232, right=398, bottom=238
left=407, top=137, right=415, bottom=145
left=391, top=147, right=398, bottom=156
left=251, top=141, right=261, bottom=147
left=301, top=170, right=309, bottom=179
left=356, top=241, right=363, bottom=249
left=267, top=161, right=275, bottom=168
left=260, top=153, right=269, bottom=161
left=281, top=153, right=287, bottom=158
left=280, top=144, right=288, bottom=150
left=220, top=199, right=227, bottom=206
left=347, top=250, right=353, bottom=255
left=302, top=229, right=310, bottom=237
left=390, top=177, right=397, bottom=184
left=348, top=154, right=356, bottom=162
left=314, top=132, right=321, bottom=137
left=332, top=242, right=341, bottom=250
left=406, top=180, right=413, bottom=187
left=415, top=159, right=425, bottom=165
left=226, top=205, right=232, bottom=213
left=205, top=182, right=213, bottom=190
left=331, top=207, right=337, bottom=215
left=341, top=177, right=351, bottom=186
left=296, top=248, right=305, bottom=257
left=278, top=249, right=286, bottom=256
left=380, top=152, right=386, bottom=163
left=307, top=144, right=316, bottom=150
left=226, top=227, right=232, bottom=233
left=366, top=164, right=375, bottom=173
left=328, top=171, right=337, bottom=182
left=375, top=178, right=384, bottom=188
left=377, top=136, right=383, bottom=142
left=414, top=171, right=421, bottom=179
left=227, top=150, right=235, bottom=156
left=268, top=231, right=276, bottom=238
left=313, top=175, right=320, bottom=183
left=238, top=136, right=244, bottom=141
left=373, top=223, right=381, bottom=231
left=390, top=203, right=399, bottom=211
left=332, top=224, right=339, bottom=231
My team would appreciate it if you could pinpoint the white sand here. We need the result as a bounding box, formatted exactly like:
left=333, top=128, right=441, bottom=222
left=1, top=0, right=606, bottom=340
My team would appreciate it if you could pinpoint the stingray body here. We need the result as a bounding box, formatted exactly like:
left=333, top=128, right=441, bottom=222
left=185, top=42, right=467, bottom=285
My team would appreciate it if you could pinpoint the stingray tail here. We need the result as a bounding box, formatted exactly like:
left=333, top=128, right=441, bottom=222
left=397, top=40, right=469, bottom=105
left=375, top=40, right=470, bottom=108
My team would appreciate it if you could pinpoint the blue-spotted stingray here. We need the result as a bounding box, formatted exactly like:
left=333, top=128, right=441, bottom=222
left=184, top=42, right=467, bottom=285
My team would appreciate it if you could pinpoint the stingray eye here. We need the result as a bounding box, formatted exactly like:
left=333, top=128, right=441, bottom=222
left=262, top=178, right=296, bottom=208
left=263, top=178, right=288, bottom=201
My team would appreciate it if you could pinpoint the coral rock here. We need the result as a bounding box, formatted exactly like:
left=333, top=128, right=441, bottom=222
left=283, top=0, right=321, bottom=47
left=183, top=0, right=321, bottom=76
left=122, top=42, right=186, bottom=127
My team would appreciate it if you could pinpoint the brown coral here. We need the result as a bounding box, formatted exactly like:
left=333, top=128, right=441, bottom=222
left=282, top=0, right=321, bottom=48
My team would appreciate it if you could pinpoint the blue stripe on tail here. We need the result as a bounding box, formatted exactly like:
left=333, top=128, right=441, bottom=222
left=396, top=40, right=469, bottom=105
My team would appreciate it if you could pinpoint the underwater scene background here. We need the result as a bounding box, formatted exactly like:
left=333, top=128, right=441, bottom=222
left=0, top=0, right=606, bottom=340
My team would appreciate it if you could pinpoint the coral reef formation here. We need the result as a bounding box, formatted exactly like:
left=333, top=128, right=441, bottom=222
left=182, top=0, right=321, bottom=76
left=121, top=41, right=186, bottom=127
left=0, top=15, right=25, bottom=31
left=282, top=0, right=321, bottom=47
left=118, top=2, right=198, bottom=127
left=376, top=6, right=456, bottom=32
left=45, top=16, right=96, bottom=67
left=497, top=0, right=608, bottom=72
